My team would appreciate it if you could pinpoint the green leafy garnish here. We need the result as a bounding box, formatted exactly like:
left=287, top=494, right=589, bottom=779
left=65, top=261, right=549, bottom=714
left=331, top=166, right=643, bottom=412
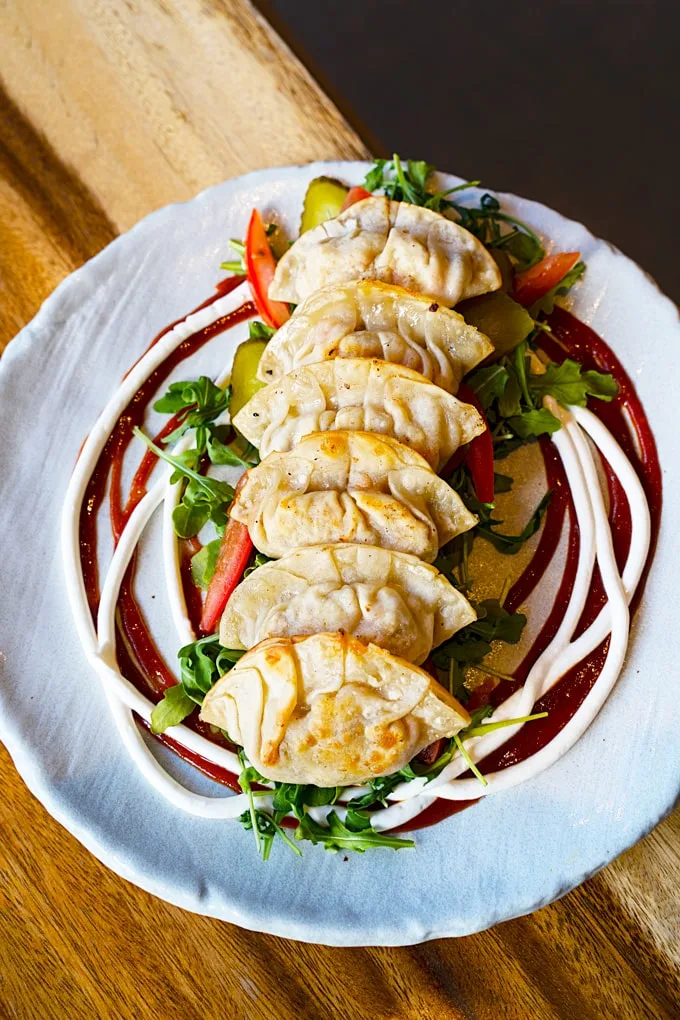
left=506, top=408, right=562, bottom=439
left=433, top=598, right=527, bottom=669
left=295, top=811, right=414, bottom=853
left=149, top=636, right=243, bottom=735
left=243, top=552, right=272, bottom=578
left=220, top=238, right=247, bottom=276
left=530, top=260, right=586, bottom=318
left=153, top=376, right=228, bottom=446
left=177, top=635, right=243, bottom=705
left=462, top=710, right=548, bottom=739
left=477, top=491, right=552, bottom=554
left=235, top=766, right=413, bottom=858
left=466, top=343, right=618, bottom=451
left=206, top=428, right=259, bottom=467
left=363, top=156, right=543, bottom=271
left=453, top=732, right=488, bottom=787
left=431, top=597, right=527, bottom=699
left=150, top=684, right=196, bottom=734
left=133, top=426, right=234, bottom=539
left=151, top=375, right=261, bottom=538
left=466, top=363, right=511, bottom=410
left=248, top=320, right=276, bottom=341
left=190, top=538, right=222, bottom=589
left=528, top=358, right=618, bottom=406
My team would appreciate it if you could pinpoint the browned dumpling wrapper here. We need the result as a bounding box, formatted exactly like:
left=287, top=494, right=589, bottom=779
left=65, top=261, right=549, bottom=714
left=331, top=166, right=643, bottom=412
left=199, top=633, right=470, bottom=786
left=219, top=543, right=476, bottom=664
left=229, top=431, right=477, bottom=562
left=232, top=358, right=485, bottom=471
left=257, top=280, right=494, bottom=392
left=269, top=197, right=502, bottom=306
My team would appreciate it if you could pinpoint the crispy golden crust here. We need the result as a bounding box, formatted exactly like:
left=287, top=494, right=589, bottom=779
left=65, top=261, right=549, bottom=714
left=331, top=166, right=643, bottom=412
left=199, top=633, right=470, bottom=785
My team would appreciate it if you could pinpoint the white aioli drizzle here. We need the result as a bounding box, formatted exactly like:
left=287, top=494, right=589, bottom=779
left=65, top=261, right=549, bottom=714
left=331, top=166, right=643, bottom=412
left=62, top=286, right=651, bottom=832
left=62, top=284, right=252, bottom=815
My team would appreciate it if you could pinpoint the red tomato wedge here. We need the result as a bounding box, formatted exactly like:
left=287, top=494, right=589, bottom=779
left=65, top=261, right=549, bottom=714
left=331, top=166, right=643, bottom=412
left=200, top=518, right=253, bottom=635
left=513, top=252, right=581, bottom=307
left=244, top=209, right=290, bottom=329
left=457, top=383, right=495, bottom=504
left=339, top=186, right=372, bottom=212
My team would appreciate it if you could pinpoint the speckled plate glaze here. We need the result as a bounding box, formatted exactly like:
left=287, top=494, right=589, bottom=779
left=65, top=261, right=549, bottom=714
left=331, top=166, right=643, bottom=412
left=0, top=162, right=678, bottom=946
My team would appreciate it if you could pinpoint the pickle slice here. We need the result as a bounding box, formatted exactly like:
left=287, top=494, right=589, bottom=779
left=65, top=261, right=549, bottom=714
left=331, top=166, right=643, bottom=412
left=458, top=291, right=534, bottom=358
left=300, top=176, right=349, bottom=234
left=230, top=339, right=268, bottom=418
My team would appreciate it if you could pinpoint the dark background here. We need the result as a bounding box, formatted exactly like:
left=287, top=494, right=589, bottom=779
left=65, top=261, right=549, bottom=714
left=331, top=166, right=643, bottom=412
left=255, top=0, right=680, bottom=303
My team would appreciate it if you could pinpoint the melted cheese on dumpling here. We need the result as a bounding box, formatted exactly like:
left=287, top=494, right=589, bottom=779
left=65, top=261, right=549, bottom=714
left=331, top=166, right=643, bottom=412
left=269, top=196, right=502, bottom=306
left=233, top=358, right=485, bottom=470
left=257, top=281, right=494, bottom=392
left=219, top=543, right=476, bottom=664
left=199, top=632, right=470, bottom=786
left=229, top=430, right=477, bottom=562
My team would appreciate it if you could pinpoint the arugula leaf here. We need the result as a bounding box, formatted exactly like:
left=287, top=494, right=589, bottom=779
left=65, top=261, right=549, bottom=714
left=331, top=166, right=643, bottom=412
left=220, top=238, right=247, bottom=276
left=154, top=375, right=226, bottom=416
left=364, top=159, right=388, bottom=192
left=190, top=538, right=222, bottom=589
left=295, top=811, right=414, bottom=853
left=363, top=154, right=478, bottom=213
left=507, top=408, right=562, bottom=438
left=529, top=358, right=618, bottom=406
left=249, top=320, right=276, bottom=341
left=462, top=710, right=548, bottom=739
left=467, top=364, right=509, bottom=411
left=347, top=764, right=425, bottom=809
left=530, top=260, right=586, bottom=317
left=271, top=783, right=341, bottom=816
left=134, top=428, right=233, bottom=503
left=493, top=472, right=514, bottom=493
left=177, top=635, right=243, bottom=706
left=513, top=342, right=534, bottom=409
left=433, top=598, right=527, bottom=674
left=172, top=501, right=211, bottom=539
left=474, top=599, right=528, bottom=644
left=236, top=770, right=410, bottom=858
left=238, top=808, right=301, bottom=860
left=498, top=371, right=522, bottom=418
left=207, top=430, right=259, bottom=467
left=453, top=732, right=488, bottom=787
left=150, top=684, right=195, bottom=734
left=134, top=427, right=234, bottom=539
left=153, top=376, right=228, bottom=445
left=243, top=552, right=272, bottom=579
left=493, top=228, right=543, bottom=270
left=238, top=749, right=265, bottom=855
left=477, top=491, right=552, bottom=554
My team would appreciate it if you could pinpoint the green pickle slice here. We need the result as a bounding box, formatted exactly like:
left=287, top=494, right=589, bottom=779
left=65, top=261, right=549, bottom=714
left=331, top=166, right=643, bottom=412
left=458, top=291, right=534, bottom=358
left=300, top=176, right=349, bottom=234
left=230, top=339, right=268, bottom=418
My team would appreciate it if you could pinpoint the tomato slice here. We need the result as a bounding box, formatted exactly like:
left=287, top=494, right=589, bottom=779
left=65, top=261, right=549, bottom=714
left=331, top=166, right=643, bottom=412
left=200, top=518, right=253, bottom=635
left=339, top=186, right=372, bottom=212
left=513, top=252, right=580, bottom=307
left=457, top=383, right=495, bottom=504
left=244, top=209, right=290, bottom=329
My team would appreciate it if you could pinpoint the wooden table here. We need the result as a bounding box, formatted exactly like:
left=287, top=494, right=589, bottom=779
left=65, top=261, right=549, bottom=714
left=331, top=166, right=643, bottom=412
left=1, top=3, right=678, bottom=1016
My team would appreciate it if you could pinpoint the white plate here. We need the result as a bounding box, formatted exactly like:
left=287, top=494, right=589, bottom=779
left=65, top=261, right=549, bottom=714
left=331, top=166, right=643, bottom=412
left=1, top=162, right=678, bottom=946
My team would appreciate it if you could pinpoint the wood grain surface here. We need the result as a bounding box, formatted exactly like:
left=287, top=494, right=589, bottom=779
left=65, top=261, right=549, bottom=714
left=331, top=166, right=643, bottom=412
left=0, top=2, right=678, bottom=1017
